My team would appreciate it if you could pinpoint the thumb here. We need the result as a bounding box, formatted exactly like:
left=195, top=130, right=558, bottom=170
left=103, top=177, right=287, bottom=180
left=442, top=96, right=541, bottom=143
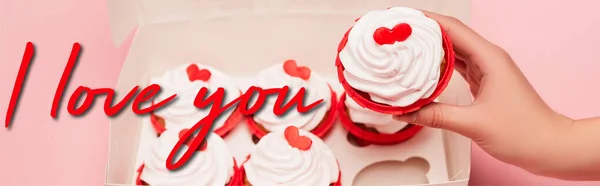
left=393, top=103, right=474, bottom=135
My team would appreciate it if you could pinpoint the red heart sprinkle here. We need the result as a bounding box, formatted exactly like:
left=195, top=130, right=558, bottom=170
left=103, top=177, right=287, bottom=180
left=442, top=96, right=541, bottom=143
left=283, top=60, right=311, bottom=80
left=373, top=23, right=412, bottom=45
left=178, top=128, right=207, bottom=151
left=284, top=126, right=312, bottom=151
left=186, top=64, right=212, bottom=82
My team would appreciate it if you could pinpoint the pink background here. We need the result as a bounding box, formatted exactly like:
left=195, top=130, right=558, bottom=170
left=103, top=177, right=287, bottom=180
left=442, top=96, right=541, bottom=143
left=1, top=0, right=599, bottom=185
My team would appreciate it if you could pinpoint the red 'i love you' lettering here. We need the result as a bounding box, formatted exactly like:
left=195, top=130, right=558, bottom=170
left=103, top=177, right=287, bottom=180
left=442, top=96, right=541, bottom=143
left=167, top=85, right=322, bottom=170
left=4, top=42, right=324, bottom=170
left=5, top=43, right=178, bottom=127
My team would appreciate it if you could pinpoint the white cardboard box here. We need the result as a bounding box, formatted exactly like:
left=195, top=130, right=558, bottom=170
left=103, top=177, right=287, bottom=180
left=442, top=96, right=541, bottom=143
left=105, top=0, right=473, bottom=185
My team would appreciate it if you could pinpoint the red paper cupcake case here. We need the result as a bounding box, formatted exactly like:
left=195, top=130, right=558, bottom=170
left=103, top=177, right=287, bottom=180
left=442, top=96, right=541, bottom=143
left=246, top=85, right=338, bottom=139
left=336, top=22, right=455, bottom=116
left=234, top=156, right=342, bottom=185
left=149, top=90, right=244, bottom=137
left=338, top=93, right=423, bottom=145
left=136, top=158, right=240, bottom=186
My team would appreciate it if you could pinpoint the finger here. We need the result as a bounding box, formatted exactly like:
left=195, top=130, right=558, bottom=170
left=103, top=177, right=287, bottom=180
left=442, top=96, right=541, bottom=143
left=455, top=51, right=467, bottom=62
left=420, top=10, right=497, bottom=71
left=454, top=58, right=467, bottom=75
left=452, top=58, right=474, bottom=92
left=420, top=10, right=491, bottom=57
left=469, top=83, right=480, bottom=97
left=466, top=70, right=483, bottom=97
left=393, top=103, right=477, bottom=137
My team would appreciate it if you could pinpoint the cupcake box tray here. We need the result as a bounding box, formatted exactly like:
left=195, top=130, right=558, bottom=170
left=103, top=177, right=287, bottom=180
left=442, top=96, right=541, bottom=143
left=105, top=0, right=472, bottom=185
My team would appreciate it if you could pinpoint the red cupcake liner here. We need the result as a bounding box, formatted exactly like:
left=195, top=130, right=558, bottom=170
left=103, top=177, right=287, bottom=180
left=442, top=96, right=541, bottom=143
left=136, top=158, right=239, bottom=186
left=234, top=155, right=342, bottom=185
left=150, top=90, right=244, bottom=137
left=336, top=21, right=455, bottom=115
left=246, top=85, right=338, bottom=139
left=337, top=93, right=423, bottom=145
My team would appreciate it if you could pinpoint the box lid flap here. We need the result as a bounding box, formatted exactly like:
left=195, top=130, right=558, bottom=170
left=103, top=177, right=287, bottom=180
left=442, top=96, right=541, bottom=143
left=106, top=0, right=139, bottom=47
left=106, top=0, right=471, bottom=47
left=106, top=0, right=263, bottom=46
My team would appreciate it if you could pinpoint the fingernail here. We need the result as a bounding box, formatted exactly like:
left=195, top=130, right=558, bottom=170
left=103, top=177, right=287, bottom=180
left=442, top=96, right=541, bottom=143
left=393, top=113, right=416, bottom=123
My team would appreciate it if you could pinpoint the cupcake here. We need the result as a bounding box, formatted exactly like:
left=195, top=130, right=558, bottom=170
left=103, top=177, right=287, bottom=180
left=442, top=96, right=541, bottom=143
left=246, top=59, right=337, bottom=139
left=149, top=63, right=243, bottom=137
left=136, top=130, right=238, bottom=186
left=336, top=7, right=455, bottom=115
left=239, top=126, right=341, bottom=186
left=338, top=93, right=423, bottom=145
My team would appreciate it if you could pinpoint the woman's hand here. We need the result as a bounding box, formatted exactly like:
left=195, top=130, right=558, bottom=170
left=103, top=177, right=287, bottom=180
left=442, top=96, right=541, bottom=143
left=393, top=11, right=600, bottom=181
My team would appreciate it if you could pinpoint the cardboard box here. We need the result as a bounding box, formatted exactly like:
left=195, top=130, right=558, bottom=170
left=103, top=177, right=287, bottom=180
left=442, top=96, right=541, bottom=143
left=105, top=0, right=472, bottom=185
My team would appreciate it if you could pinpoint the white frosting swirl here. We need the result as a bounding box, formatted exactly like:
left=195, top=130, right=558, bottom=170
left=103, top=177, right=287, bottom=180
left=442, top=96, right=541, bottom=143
left=151, top=63, right=240, bottom=129
left=244, top=128, right=339, bottom=185
left=339, top=7, right=444, bottom=107
left=141, top=131, right=234, bottom=186
left=252, top=63, right=332, bottom=132
left=345, top=96, right=409, bottom=134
